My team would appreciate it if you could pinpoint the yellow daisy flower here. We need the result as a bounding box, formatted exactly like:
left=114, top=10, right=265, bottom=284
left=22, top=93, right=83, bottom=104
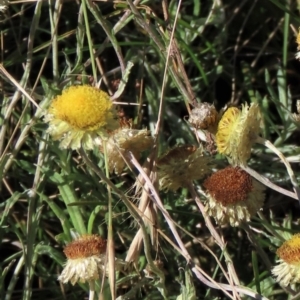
left=272, top=234, right=300, bottom=286
left=203, top=166, right=265, bottom=227
left=45, top=85, right=118, bottom=150
left=296, top=29, right=300, bottom=60
left=105, top=128, right=153, bottom=174
left=58, top=234, right=107, bottom=285
left=157, top=145, right=212, bottom=191
left=216, top=103, right=262, bottom=165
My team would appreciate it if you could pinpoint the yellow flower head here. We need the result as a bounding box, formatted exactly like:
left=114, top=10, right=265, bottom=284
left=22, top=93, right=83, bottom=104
left=296, top=29, right=300, bottom=60
left=272, top=234, right=300, bottom=286
left=216, top=103, right=262, bottom=165
left=203, top=166, right=265, bottom=226
left=58, top=234, right=107, bottom=285
left=157, top=145, right=213, bottom=191
left=105, top=128, right=153, bottom=174
left=45, top=85, right=118, bottom=150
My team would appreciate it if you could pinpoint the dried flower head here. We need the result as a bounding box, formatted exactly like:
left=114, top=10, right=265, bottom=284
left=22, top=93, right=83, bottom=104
left=296, top=29, right=300, bottom=60
left=0, top=1, right=8, bottom=12
left=292, top=100, right=300, bottom=122
left=58, top=234, right=107, bottom=285
left=45, top=85, right=118, bottom=150
left=188, top=102, right=219, bottom=133
left=272, top=234, right=300, bottom=286
left=203, top=166, right=265, bottom=227
left=216, top=103, right=262, bottom=165
left=105, top=128, right=153, bottom=174
left=157, top=145, right=212, bottom=191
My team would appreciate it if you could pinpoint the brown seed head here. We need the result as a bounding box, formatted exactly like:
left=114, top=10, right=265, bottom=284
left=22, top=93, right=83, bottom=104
left=203, top=166, right=252, bottom=206
left=64, top=234, right=107, bottom=259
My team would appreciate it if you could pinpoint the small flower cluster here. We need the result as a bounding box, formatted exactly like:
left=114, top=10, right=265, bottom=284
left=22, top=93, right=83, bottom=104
left=44, top=51, right=299, bottom=289
left=185, top=89, right=300, bottom=286
left=220, top=35, right=300, bottom=288
left=158, top=102, right=265, bottom=225
left=184, top=100, right=265, bottom=227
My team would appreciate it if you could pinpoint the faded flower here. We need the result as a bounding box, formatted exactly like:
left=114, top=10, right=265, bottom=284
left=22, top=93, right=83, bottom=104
left=157, top=145, right=212, bottom=191
left=216, top=103, right=262, bottom=165
left=204, top=166, right=265, bottom=227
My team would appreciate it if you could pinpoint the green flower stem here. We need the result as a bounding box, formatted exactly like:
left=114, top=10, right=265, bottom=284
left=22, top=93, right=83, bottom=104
left=51, top=150, right=87, bottom=236
left=88, top=205, right=103, bottom=234
left=83, top=0, right=141, bottom=70
left=41, top=195, right=73, bottom=240
left=0, top=69, right=48, bottom=179
left=84, top=0, right=125, bottom=74
left=81, top=0, right=97, bottom=81
left=187, top=183, right=240, bottom=287
left=24, top=134, right=48, bottom=300
left=89, top=281, right=95, bottom=300
left=48, top=0, right=62, bottom=83
left=5, top=256, right=25, bottom=300
left=55, top=173, right=86, bottom=236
